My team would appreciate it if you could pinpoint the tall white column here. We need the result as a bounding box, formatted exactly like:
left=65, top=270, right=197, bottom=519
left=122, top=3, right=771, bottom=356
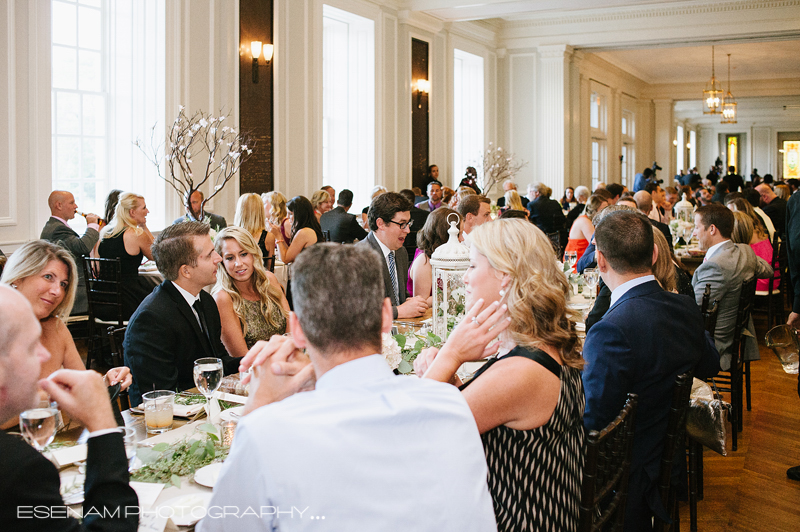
left=653, top=99, right=674, bottom=182
left=536, top=44, right=575, bottom=199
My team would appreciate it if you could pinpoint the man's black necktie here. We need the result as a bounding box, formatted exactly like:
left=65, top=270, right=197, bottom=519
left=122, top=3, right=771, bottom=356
left=192, top=300, right=214, bottom=353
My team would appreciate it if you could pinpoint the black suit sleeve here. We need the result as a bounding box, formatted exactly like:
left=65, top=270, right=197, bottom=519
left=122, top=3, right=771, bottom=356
left=349, top=216, right=368, bottom=241
left=786, top=194, right=800, bottom=313
left=585, top=279, right=611, bottom=333
left=124, top=305, right=181, bottom=398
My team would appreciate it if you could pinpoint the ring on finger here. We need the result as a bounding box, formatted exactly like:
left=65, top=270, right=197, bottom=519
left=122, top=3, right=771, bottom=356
left=472, top=316, right=482, bottom=326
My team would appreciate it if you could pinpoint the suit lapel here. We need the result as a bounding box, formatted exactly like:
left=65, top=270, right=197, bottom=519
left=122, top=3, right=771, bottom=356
left=368, top=233, right=398, bottom=306
left=162, top=281, right=213, bottom=357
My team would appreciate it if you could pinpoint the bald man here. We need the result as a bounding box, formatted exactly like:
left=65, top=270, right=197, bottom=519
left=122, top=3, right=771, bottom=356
left=756, top=184, right=787, bottom=236
left=0, top=285, right=138, bottom=531
left=40, top=191, right=101, bottom=314
left=633, top=190, right=674, bottom=252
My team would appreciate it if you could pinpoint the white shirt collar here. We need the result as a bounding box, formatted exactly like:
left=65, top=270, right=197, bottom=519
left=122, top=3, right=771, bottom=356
left=374, top=233, right=393, bottom=260
left=171, top=280, right=201, bottom=307
left=315, top=354, right=395, bottom=391
left=609, top=274, right=656, bottom=308
left=705, top=239, right=730, bottom=261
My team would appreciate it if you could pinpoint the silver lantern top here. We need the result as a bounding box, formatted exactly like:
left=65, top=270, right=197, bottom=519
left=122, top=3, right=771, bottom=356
left=430, top=213, right=470, bottom=269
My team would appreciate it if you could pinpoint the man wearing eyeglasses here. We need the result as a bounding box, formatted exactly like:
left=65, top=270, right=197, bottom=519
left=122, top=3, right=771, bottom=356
left=358, top=192, right=429, bottom=319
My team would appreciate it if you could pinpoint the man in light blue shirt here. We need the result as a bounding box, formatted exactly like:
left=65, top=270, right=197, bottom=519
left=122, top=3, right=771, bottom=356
left=198, top=244, right=496, bottom=532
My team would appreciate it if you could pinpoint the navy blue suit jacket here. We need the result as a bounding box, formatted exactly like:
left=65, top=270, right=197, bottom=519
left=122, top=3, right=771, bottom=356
left=582, top=280, right=719, bottom=523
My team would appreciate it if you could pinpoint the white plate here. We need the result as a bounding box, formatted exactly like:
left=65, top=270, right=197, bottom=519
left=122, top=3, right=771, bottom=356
left=60, top=472, right=85, bottom=505
left=219, top=406, right=244, bottom=422
left=194, top=462, right=224, bottom=488
left=158, top=493, right=213, bottom=527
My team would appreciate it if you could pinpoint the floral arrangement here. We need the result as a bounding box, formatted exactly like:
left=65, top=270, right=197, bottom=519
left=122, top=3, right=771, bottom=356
left=136, top=106, right=254, bottom=220
left=480, top=142, right=527, bottom=198
left=382, top=331, right=443, bottom=374
left=558, top=260, right=583, bottom=289
left=669, top=219, right=694, bottom=246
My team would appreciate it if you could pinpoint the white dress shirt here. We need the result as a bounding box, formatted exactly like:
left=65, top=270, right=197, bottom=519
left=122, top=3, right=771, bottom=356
left=198, top=355, right=497, bottom=532
left=704, top=239, right=731, bottom=262
left=609, top=274, right=656, bottom=309
left=171, top=280, right=202, bottom=328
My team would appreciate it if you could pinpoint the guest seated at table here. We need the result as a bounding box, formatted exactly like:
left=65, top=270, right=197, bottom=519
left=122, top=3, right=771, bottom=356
left=415, top=218, right=585, bottom=532
left=408, top=207, right=461, bottom=305
left=200, top=245, right=496, bottom=532
left=449, top=186, right=477, bottom=209
left=41, top=190, right=101, bottom=315
left=104, top=189, right=122, bottom=226
left=561, top=186, right=577, bottom=211
left=730, top=211, right=779, bottom=293
left=565, top=193, right=607, bottom=263
left=213, top=227, right=289, bottom=358
left=271, top=196, right=323, bottom=308
left=173, top=189, right=227, bottom=232
left=310, top=189, right=333, bottom=222
left=0, top=285, right=138, bottom=532
left=582, top=210, right=719, bottom=531
left=499, top=190, right=528, bottom=216
left=98, top=192, right=155, bottom=320
left=727, top=196, right=771, bottom=239
left=123, top=221, right=239, bottom=406
left=0, top=240, right=132, bottom=429
left=691, top=205, right=773, bottom=371
left=263, top=190, right=292, bottom=245
left=320, top=189, right=368, bottom=244
left=235, top=192, right=275, bottom=270
left=362, top=185, right=388, bottom=227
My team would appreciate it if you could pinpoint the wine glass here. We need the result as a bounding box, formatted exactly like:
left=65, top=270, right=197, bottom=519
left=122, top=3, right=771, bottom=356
left=193, top=357, right=224, bottom=403
left=671, top=229, right=680, bottom=249
left=19, top=399, right=60, bottom=451
left=583, top=268, right=599, bottom=302
left=565, top=251, right=578, bottom=271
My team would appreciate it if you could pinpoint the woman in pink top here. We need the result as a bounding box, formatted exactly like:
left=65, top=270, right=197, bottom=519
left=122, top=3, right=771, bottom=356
left=730, top=211, right=779, bottom=292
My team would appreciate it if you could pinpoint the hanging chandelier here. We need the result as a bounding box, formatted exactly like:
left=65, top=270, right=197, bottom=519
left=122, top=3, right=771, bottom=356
left=703, top=46, right=722, bottom=115
left=721, top=53, right=737, bottom=124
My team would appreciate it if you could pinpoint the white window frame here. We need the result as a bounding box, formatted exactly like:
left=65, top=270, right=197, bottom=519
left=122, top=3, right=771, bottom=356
left=621, top=108, right=635, bottom=188
left=676, top=124, right=685, bottom=174
left=453, top=48, right=484, bottom=190
left=589, top=83, right=609, bottom=190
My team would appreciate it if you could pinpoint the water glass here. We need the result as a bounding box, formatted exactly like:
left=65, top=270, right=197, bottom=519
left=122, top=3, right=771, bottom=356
left=19, top=399, right=59, bottom=451
left=583, top=268, right=599, bottom=301
left=193, top=358, right=224, bottom=400
left=143, top=390, right=175, bottom=434
left=121, top=427, right=139, bottom=471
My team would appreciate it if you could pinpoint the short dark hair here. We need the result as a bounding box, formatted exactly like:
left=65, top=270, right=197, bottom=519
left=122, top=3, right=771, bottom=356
left=398, top=189, right=416, bottom=204
left=153, top=221, right=210, bottom=281
left=643, top=167, right=654, bottom=178
left=499, top=209, right=528, bottom=220
left=457, top=195, right=490, bottom=218
left=644, top=182, right=660, bottom=195
left=368, top=192, right=412, bottom=232
left=417, top=207, right=458, bottom=258
left=695, top=204, right=734, bottom=239
left=292, top=244, right=384, bottom=354
left=715, top=181, right=729, bottom=194
left=593, top=188, right=612, bottom=202
left=337, top=189, right=354, bottom=207
left=724, top=192, right=744, bottom=204
left=606, top=183, right=624, bottom=198
left=594, top=211, right=654, bottom=275
left=745, top=188, right=761, bottom=208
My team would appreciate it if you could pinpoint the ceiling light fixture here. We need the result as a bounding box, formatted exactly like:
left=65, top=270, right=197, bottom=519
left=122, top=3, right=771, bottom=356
left=703, top=46, right=722, bottom=115
left=721, top=53, right=737, bottom=124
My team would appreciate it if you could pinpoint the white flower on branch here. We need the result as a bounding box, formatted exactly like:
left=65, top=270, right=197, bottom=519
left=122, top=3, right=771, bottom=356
left=199, top=118, right=208, bottom=127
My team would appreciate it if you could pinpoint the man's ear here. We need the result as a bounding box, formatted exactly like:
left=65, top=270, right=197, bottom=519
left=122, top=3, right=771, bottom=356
left=381, top=298, right=393, bottom=334
left=289, top=312, right=307, bottom=349
left=652, top=242, right=659, bottom=266
left=596, top=249, right=608, bottom=273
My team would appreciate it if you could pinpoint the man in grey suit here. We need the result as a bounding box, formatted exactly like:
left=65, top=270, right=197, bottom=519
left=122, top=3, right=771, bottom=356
left=172, top=190, right=227, bottom=232
left=40, top=190, right=101, bottom=314
left=356, top=192, right=428, bottom=319
left=320, top=189, right=368, bottom=243
left=415, top=181, right=443, bottom=212
left=691, top=205, right=773, bottom=370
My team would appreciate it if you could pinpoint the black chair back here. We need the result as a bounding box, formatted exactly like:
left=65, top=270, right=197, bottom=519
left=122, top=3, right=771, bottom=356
left=653, top=371, right=694, bottom=532
left=700, top=283, right=720, bottom=340
left=263, top=254, right=276, bottom=273
left=106, top=325, right=130, bottom=411
left=322, top=230, right=331, bottom=242
left=732, top=277, right=757, bottom=359
left=83, top=257, right=124, bottom=370
left=579, top=393, right=638, bottom=532
left=546, top=231, right=562, bottom=258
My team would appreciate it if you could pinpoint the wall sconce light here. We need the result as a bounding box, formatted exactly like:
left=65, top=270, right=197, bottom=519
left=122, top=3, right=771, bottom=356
left=686, top=142, right=691, bottom=149
left=673, top=139, right=678, bottom=147
left=414, top=79, right=430, bottom=109
left=251, top=40, right=274, bottom=84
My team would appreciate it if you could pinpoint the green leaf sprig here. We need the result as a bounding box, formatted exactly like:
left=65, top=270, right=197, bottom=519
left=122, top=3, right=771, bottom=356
left=393, top=331, right=442, bottom=374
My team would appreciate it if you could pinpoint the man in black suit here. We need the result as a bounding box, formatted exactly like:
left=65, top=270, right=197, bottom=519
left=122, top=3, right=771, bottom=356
left=356, top=193, right=428, bottom=319
left=0, top=285, right=138, bottom=531
left=723, top=166, right=744, bottom=193
left=495, top=181, right=528, bottom=209
left=582, top=211, right=719, bottom=531
left=399, top=189, right=430, bottom=260
left=123, top=221, right=238, bottom=406
left=756, top=184, right=787, bottom=235
left=172, top=190, right=227, bottom=233
left=320, top=189, right=368, bottom=243
left=785, top=190, right=800, bottom=481
left=527, top=183, right=566, bottom=235
left=40, top=190, right=101, bottom=314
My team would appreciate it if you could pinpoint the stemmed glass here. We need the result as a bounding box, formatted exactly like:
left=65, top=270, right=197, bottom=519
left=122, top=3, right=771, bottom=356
left=19, top=398, right=60, bottom=451
left=565, top=251, right=578, bottom=272
left=583, top=268, right=599, bottom=303
left=683, top=226, right=694, bottom=247
left=193, top=357, right=224, bottom=406
left=672, top=230, right=680, bottom=249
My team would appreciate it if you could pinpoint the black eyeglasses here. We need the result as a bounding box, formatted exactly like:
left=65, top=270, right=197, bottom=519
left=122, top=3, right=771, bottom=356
left=388, top=219, right=414, bottom=230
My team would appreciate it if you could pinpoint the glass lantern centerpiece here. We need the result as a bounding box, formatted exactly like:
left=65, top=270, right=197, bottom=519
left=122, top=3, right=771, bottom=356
left=430, top=213, right=470, bottom=341
left=670, top=193, right=696, bottom=247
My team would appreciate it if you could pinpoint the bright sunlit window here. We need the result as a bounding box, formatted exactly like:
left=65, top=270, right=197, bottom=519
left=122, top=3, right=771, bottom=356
left=453, top=49, right=484, bottom=189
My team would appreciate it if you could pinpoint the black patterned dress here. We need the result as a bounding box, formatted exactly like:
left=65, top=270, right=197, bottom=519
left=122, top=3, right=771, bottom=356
left=460, top=346, right=585, bottom=532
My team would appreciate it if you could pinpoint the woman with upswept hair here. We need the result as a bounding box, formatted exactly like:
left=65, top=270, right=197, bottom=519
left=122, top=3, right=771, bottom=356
left=97, top=191, right=155, bottom=319
left=213, top=227, right=290, bottom=357
left=236, top=193, right=276, bottom=270
left=415, top=218, right=584, bottom=532
left=263, top=191, right=292, bottom=245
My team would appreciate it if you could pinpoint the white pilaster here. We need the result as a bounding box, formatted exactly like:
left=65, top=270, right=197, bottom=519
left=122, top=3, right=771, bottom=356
left=536, top=44, right=574, bottom=199
left=653, top=99, right=674, bottom=181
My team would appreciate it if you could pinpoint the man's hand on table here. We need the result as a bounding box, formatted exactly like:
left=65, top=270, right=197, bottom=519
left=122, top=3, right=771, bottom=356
left=39, top=369, right=117, bottom=432
left=240, top=336, right=316, bottom=415
left=397, top=296, right=429, bottom=319
left=788, top=312, right=800, bottom=329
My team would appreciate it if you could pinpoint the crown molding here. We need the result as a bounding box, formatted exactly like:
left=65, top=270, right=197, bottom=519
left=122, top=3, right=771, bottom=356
left=398, top=9, right=444, bottom=34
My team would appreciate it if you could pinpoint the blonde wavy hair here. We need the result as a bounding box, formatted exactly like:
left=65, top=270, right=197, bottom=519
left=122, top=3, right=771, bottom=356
left=235, top=193, right=266, bottom=240
left=470, top=219, right=583, bottom=369
left=102, top=192, right=145, bottom=239
left=504, top=190, right=525, bottom=212
left=310, top=190, right=331, bottom=211
left=651, top=227, right=676, bottom=293
left=262, top=191, right=287, bottom=225
left=0, top=240, right=78, bottom=320
left=212, top=227, right=287, bottom=337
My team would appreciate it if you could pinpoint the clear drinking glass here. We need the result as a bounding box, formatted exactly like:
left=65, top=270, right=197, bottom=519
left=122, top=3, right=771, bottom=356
left=121, top=427, right=139, bottom=471
left=142, top=390, right=175, bottom=434
left=193, top=358, right=224, bottom=402
left=19, top=399, right=59, bottom=451
left=583, top=268, right=599, bottom=302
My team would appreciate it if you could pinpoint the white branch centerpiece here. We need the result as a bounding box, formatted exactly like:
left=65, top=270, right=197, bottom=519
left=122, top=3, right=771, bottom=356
left=136, top=106, right=254, bottom=221
left=479, top=142, right=527, bottom=198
